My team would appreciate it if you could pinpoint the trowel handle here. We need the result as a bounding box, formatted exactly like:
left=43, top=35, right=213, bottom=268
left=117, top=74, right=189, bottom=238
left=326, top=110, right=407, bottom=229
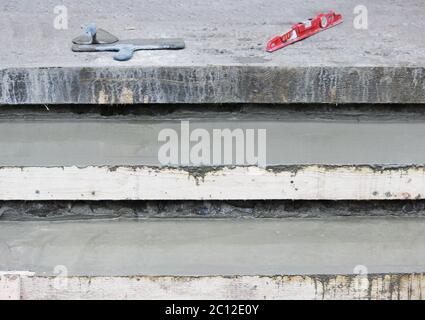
left=85, top=23, right=97, bottom=43
left=113, top=46, right=135, bottom=61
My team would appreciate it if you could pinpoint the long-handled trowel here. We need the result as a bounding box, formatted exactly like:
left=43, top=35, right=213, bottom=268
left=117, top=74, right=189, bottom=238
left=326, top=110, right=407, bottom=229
left=72, top=23, right=185, bottom=61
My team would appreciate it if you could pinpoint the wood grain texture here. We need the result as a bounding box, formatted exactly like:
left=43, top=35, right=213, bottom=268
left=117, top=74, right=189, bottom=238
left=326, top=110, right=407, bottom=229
left=0, top=165, right=423, bottom=200
left=0, top=274, right=421, bottom=300
left=0, top=275, right=20, bottom=300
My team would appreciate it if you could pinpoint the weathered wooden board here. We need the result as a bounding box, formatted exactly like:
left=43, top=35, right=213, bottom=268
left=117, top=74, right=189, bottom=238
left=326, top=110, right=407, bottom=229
left=0, top=165, right=422, bottom=200
left=0, top=275, right=21, bottom=300
left=0, top=274, right=422, bottom=300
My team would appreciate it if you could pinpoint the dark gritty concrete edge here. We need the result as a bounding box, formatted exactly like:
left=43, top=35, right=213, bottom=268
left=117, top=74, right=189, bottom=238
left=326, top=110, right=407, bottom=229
left=1, top=65, right=424, bottom=104
left=2, top=200, right=425, bottom=221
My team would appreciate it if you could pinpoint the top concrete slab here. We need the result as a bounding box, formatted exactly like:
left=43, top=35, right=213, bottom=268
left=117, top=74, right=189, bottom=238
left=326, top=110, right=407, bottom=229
left=0, top=0, right=424, bottom=104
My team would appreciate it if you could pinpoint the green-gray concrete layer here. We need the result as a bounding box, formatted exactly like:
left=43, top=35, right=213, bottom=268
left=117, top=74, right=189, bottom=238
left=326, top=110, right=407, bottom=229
left=1, top=218, right=425, bottom=276
left=1, top=117, right=425, bottom=166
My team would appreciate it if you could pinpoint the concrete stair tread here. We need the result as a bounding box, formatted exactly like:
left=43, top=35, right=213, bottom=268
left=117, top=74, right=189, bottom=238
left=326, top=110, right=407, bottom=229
left=1, top=0, right=424, bottom=104
left=1, top=218, right=425, bottom=276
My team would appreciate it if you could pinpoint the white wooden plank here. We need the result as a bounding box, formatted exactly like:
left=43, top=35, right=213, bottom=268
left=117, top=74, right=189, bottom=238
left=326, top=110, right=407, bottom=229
left=15, top=274, right=425, bottom=300
left=0, top=275, right=21, bottom=300
left=0, top=166, right=422, bottom=200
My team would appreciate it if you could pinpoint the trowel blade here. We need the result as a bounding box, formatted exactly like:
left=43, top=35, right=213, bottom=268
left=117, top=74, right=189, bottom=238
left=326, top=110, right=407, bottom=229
left=72, top=28, right=119, bottom=45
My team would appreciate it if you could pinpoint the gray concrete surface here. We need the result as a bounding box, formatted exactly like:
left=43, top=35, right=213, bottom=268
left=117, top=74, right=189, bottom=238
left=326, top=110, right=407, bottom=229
left=0, top=0, right=424, bottom=104
left=2, top=117, right=425, bottom=166
left=1, top=218, right=425, bottom=276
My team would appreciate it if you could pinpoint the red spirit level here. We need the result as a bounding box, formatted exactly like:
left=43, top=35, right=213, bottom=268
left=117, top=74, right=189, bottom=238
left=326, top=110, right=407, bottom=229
left=266, top=11, right=343, bottom=52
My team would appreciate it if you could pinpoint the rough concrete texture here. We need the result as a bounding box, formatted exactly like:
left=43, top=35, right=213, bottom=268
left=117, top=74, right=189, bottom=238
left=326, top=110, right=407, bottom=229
left=3, top=200, right=425, bottom=220
left=2, top=218, right=425, bottom=276
left=0, top=0, right=424, bottom=104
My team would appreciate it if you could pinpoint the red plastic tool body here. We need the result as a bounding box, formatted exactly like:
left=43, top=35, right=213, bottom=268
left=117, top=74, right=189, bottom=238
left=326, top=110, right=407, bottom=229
left=266, top=11, right=343, bottom=52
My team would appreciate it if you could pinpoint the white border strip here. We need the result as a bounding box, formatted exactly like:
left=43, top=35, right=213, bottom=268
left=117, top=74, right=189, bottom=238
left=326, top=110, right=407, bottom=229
left=0, top=165, right=423, bottom=200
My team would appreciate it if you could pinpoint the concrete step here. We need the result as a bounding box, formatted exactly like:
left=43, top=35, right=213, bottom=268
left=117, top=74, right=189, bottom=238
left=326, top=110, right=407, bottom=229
left=1, top=217, right=425, bottom=299
left=2, top=108, right=425, bottom=166
left=1, top=0, right=424, bottom=300
left=1, top=0, right=424, bottom=104
left=0, top=105, right=424, bottom=200
left=2, top=217, right=424, bottom=276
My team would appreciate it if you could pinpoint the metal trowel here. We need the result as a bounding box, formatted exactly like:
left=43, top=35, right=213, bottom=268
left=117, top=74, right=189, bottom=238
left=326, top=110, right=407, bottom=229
left=72, top=23, right=185, bottom=61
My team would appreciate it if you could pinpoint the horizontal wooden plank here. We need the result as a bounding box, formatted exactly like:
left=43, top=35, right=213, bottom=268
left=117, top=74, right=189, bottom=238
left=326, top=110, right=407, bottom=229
left=0, top=274, right=421, bottom=300
left=0, top=275, right=21, bottom=300
left=0, top=165, right=423, bottom=200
